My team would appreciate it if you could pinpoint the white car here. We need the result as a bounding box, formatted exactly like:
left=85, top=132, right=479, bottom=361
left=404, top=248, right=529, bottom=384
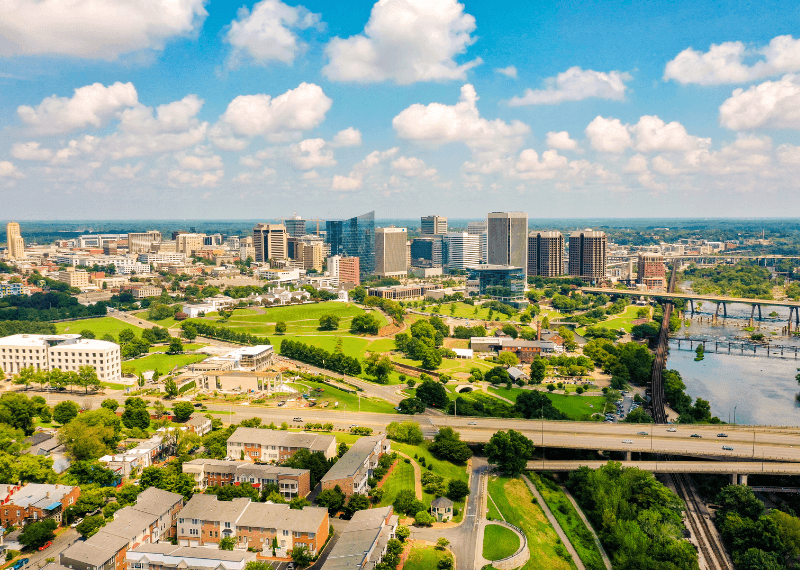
left=667, top=428, right=676, bottom=432
left=622, top=439, right=633, bottom=444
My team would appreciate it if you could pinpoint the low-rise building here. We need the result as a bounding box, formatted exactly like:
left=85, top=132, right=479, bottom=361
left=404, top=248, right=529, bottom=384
left=0, top=483, right=80, bottom=527
left=126, top=544, right=255, bottom=570
left=430, top=496, right=454, bottom=522
left=129, top=285, right=162, bottom=299
left=366, top=283, right=441, bottom=300
left=0, top=334, right=121, bottom=382
left=320, top=507, right=398, bottom=570
left=0, top=282, right=23, bottom=298
left=181, top=459, right=310, bottom=497
left=200, top=370, right=283, bottom=395
left=469, top=336, right=560, bottom=362
left=98, top=435, right=172, bottom=477
left=54, top=269, right=90, bottom=288
left=185, top=415, right=213, bottom=437
left=176, top=495, right=329, bottom=558
left=320, top=435, right=389, bottom=498
left=226, top=428, right=337, bottom=462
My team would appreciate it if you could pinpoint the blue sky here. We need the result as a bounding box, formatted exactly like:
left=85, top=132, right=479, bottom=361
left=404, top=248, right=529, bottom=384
left=1, top=0, right=799, bottom=220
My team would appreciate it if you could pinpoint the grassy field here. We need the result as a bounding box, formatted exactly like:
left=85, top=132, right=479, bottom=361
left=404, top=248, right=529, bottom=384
left=122, top=353, right=207, bottom=375
left=527, top=473, right=606, bottom=570
left=404, top=544, right=452, bottom=570
left=576, top=305, right=645, bottom=335
left=483, top=523, right=521, bottom=561
left=391, top=354, right=498, bottom=376
left=486, top=387, right=607, bottom=420
left=419, top=301, right=517, bottom=322
left=285, top=379, right=397, bottom=414
left=55, top=316, right=135, bottom=340
left=389, top=441, right=467, bottom=515
left=487, top=475, right=577, bottom=570
left=377, top=459, right=416, bottom=507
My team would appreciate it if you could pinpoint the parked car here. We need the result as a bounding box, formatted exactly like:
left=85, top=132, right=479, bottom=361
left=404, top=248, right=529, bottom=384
left=637, top=431, right=648, bottom=435
left=690, top=434, right=702, bottom=438
left=293, top=417, right=303, bottom=422
left=717, top=433, right=728, bottom=437
left=667, top=428, right=677, bottom=432
left=38, top=541, right=52, bottom=551
left=622, top=439, right=633, bottom=444
left=11, top=559, right=29, bottom=570
left=70, top=517, right=84, bottom=528
left=722, top=445, right=734, bottom=451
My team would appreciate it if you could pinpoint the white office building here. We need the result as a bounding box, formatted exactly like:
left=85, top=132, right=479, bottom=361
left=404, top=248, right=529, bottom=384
left=444, top=232, right=481, bottom=271
left=467, top=220, right=488, bottom=263
left=0, top=334, right=121, bottom=382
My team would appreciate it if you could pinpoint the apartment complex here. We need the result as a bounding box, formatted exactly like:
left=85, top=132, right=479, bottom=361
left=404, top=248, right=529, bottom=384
left=176, top=233, right=205, bottom=256
left=6, top=222, right=25, bottom=260
left=226, top=428, right=337, bottom=462
left=177, top=495, right=329, bottom=557
left=328, top=255, right=360, bottom=285
left=568, top=229, right=607, bottom=280
left=60, top=488, right=184, bottom=570
left=126, top=544, right=255, bottom=570
left=527, top=231, right=564, bottom=277
left=127, top=231, right=162, bottom=253
left=0, top=483, right=80, bottom=527
left=253, top=224, right=288, bottom=263
left=54, top=269, right=90, bottom=288
left=0, top=334, right=121, bottom=382
left=443, top=232, right=480, bottom=271
left=182, top=459, right=311, bottom=498
left=320, top=435, right=389, bottom=498
left=638, top=253, right=666, bottom=288
left=420, top=215, right=447, bottom=235
left=320, top=507, right=398, bottom=570
left=488, top=212, right=528, bottom=278
left=375, top=227, right=408, bottom=277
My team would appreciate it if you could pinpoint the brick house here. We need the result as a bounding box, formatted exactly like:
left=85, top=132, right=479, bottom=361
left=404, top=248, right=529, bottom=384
left=0, top=483, right=80, bottom=527
left=182, top=459, right=311, bottom=498
left=320, top=435, right=390, bottom=498
left=225, top=428, right=337, bottom=462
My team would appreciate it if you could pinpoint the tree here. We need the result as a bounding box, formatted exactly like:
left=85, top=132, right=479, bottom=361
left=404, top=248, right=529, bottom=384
left=350, top=313, right=381, bottom=335
left=530, top=357, right=546, bottom=384
left=485, top=430, right=535, bottom=476
left=19, top=519, right=57, bottom=549
left=429, top=427, right=472, bottom=463
left=484, top=366, right=510, bottom=385
left=173, top=402, right=194, bottom=422
left=416, top=379, right=448, bottom=409
left=290, top=545, right=313, bottom=567
left=338, top=442, right=349, bottom=457
left=515, top=390, right=567, bottom=420
left=387, top=421, right=424, bottom=444
left=319, top=314, right=340, bottom=331
left=79, top=329, right=96, bottom=339
left=343, top=493, right=370, bottom=518
left=436, top=537, right=450, bottom=550
left=168, top=338, right=183, bottom=354
left=736, top=548, right=784, bottom=570
left=364, top=353, right=394, bottom=384
left=497, top=351, right=519, bottom=368
left=398, top=397, right=426, bottom=415
left=0, top=393, right=37, bottom=434
left=289, top=496, right=310, bottom=510
left=395, top=525, right=410, bottom=542
left=420, top=347, right=442, bottom=370
left=53, top=400, right=80, bottom=424
left=414, top=510, right=434, bottom=526
left=121, top=398, right=151, bottom=430
left=716, top=485, right=764, bottom=521
left=275, top=321, right=287, bottom=335
left=59, top=409, right=122, bottom=461
left=219, top=536, right=236, bottom=551
left=68, top=461, right=116, bottom=486
left=447, top=479, right=470, bottom=501
left=164, top=376, right=179, bottom=398
left=153, top=400, right=166, bottom=419
left=101, top=399, right=119, bottom=413
left=76, top=514, right=106, bottom=537
left=118, top=328, right=136, bottom=344
left=182, top=323, right=197, bottom=340
left=501, top=324, right=518, bottom=339
left=316, top=486, right=345, bottom=514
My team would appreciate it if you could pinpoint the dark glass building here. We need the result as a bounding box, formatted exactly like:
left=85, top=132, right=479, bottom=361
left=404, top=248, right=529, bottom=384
left=467, top=265, right=527, bottom=307
left=325, top=211, right=375, bottom=276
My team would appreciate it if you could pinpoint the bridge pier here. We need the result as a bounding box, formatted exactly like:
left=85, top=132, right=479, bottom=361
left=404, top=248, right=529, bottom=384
left=689, top=299, right=694, bottom=314
left=757, top=304, right=762, bottom=321
left=624, top=451, right=631, bottom=461
left=731, top=474, right=749, bottom=486
left=750, top=305, right=756, bottom=327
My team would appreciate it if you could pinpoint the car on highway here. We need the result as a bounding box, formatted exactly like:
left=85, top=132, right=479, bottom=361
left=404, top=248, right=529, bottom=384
left=722, top=445, right=734, bottom=450
left=38, top=541, right=52, bottom=551
left=11, top=559, right=29, bottom=570
left=293, top=417, right=302, bottom=422
left=690, top=434, right=702, bottom=438
left=468, top=421, right=477, bottom=425
left=717, top=433, right=728, bottom=437
left=622, top=439, right=633, bottom=444
left=667, top=428, right=677, bottom=432
left=637, top=431, right=648, bottom=435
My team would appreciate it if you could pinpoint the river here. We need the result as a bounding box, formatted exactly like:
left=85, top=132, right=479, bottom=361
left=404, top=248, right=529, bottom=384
left=667, top=300, right=800, bottom=426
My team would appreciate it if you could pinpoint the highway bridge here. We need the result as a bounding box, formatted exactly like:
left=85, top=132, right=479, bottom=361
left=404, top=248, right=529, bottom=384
left=579, top=287, right=800, bottom=309
left=527, top=460, right=800, bottom=476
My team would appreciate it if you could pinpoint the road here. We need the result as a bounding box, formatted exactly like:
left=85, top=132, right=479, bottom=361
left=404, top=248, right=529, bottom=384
left=528, top=460, right=800, bottom=475
left=580, top=287, right=800, bottom=309
left=20, top=528, right=79, bottom=570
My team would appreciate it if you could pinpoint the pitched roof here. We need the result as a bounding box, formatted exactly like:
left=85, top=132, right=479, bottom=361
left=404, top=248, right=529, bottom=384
left=227, top=427, right=335, bottom=453
left=320, top=435, right=383, bottom=483
left=431, top=496, right=453, bottom=508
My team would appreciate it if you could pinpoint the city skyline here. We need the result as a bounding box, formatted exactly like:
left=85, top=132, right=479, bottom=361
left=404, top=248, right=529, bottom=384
left=2, top=0, right=800, bottom=219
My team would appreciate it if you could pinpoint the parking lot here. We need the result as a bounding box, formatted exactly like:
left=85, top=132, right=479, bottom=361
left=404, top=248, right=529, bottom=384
left=605, top=391, right=636, bottom=423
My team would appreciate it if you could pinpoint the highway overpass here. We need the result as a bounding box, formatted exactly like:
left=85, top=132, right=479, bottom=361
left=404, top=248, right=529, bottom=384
left=527, top=460, right=800, bottom=476
left=579, top=287, right=800, bottom=309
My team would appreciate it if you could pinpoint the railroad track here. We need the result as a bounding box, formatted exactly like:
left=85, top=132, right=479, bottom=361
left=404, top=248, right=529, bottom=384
left=671, top=473, right=731, bottom=570
left=650, top=263, right=677, bottom=424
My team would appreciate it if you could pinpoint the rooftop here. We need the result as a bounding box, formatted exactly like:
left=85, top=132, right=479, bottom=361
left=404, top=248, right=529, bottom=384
left=321, top=435, right=383, bottom=483
left=227, top=427, right=335, bottom=453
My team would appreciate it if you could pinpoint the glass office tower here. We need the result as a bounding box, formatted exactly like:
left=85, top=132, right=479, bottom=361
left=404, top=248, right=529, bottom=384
left=467, top=265, right=527, bottom=306
left=325, top=211, right=375, bottom=276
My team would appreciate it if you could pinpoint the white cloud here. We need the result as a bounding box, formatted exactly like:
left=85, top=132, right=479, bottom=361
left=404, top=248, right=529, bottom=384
left=11, top=142, right=53, bottom=161
left=0, top=0, right=207, bottom=59
left=584, top=116, right=631, bottom=153
left=514, top=149, right=568, bottom=179
left=17, top=82, right=138, bottom=135
left=495, top=66, right=517, bottom=78
left=50, top=136, right=101, bottom=164
left=630, top=115, right=710, bottom=152
left=777, top=144, right=800, bottom=165
left=225, top=0, right=321, bottom=67
left=288, top=138, right=336, bottom=170
left=664, top=35, right=800, bottom=85
left=331, top=127, right=362, bottom=147
left=176, top=153, right=223, bottom=171
left=331, top=147, right=398, bottom=190
left=391, top=156, right=437, bottom=178
left=545, top=131, right=578, bottom=150
left=167, top=169, right=224, bottom=187
left=392, top=84, right=529, bottom=158
left=0, top=161, right=21, bottom=178
left=323, top=0, right=480, bottom=84
left=108, top=163, right=143, bottom=180
left=623, top=154, right=648, bottom=173
left=302, top=170, right=320, bottom=180
left=219, top=83, right=332, bottom=139
left=651, top=155, right=682, bottom=176
left=331, top=175, right=363, bottom=191
left=239, top=155, right=262, bottom=168
left=508, top=67, right=631, bottom=106
left=719, top=74, right=800, bottom=130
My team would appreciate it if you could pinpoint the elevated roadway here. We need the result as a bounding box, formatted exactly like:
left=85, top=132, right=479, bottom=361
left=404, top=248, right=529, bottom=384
left=527, top=460, right=800, bottom=475
left=579, top=287, right=800, bottom=309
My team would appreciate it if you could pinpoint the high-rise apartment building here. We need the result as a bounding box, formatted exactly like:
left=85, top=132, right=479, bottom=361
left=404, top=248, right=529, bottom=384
left=638, top=253, right=666, bottom=289
left=5, top=222, right=24, bottom=260
left=488, top=212, right=528, bottom=277
left=328, top=255, right=360, bottom=285
left=528, top=231, right=564, bottom=278
left=253, top=224, right=288, bottom=263
left=375, top=227, right=408, bottom=277
left=569, top=229, right=607, bottom=280
left=325, top=211, right=375, bottom=276
left=443, top=233, right=480, bottom=271
left=467, top=220, right=488, bottom=263
left=128, top=231, right=162, bottom=253
left=285, top=215, right=306, bottom=238
left=175, top=233, right=205, bottom=256
left=421, top=215, right=447, bottom=236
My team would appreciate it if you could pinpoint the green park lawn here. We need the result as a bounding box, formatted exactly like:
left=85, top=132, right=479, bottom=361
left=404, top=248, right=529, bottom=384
left=122, top=353, right=207, bottom=375
left=527, top=473, right=606, bottom=570
left=404, top=545, right=452, bottom=570
left=486, top=387, right=606, bottom=420
left=55, top=316, right=135, bottom=340
left=285, top=379, right=397, bottom=414
left=148, top=343, right=206, bottom=353
left=576, top=305, right=646, bottom=336
left=389, top=441, right=467, bottom=512
left=377, top=459, right=416, bottom=508
left=488, top=475, right=577, bottom=570
left=483, top=523, right=521, bottom=561
left=419, top=301, right=516, bottom=322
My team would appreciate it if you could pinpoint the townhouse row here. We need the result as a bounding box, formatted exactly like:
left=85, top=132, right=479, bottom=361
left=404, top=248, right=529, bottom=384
left=182, top=459, right=311, bottom=498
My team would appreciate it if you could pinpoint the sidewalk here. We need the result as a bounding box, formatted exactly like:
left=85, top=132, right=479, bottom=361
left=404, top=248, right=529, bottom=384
left=561, top=484, right=612, bottom=570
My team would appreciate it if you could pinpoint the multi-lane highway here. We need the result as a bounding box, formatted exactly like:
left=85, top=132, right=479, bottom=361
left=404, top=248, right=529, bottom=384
left=527, top=460, right=800, bottom=475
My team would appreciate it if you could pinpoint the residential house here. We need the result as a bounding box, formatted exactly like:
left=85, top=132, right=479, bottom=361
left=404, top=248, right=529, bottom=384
left=182, top=459, right=311, bottom=498
left=320, top=435, right=389, bottom=498
left=226, top=428, right=337, bottom=462
left=0, top=483, right=80, bottom=527
left=185, top=416, right=212, bottom=437
left=320, top=507, right=398, bottom=570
